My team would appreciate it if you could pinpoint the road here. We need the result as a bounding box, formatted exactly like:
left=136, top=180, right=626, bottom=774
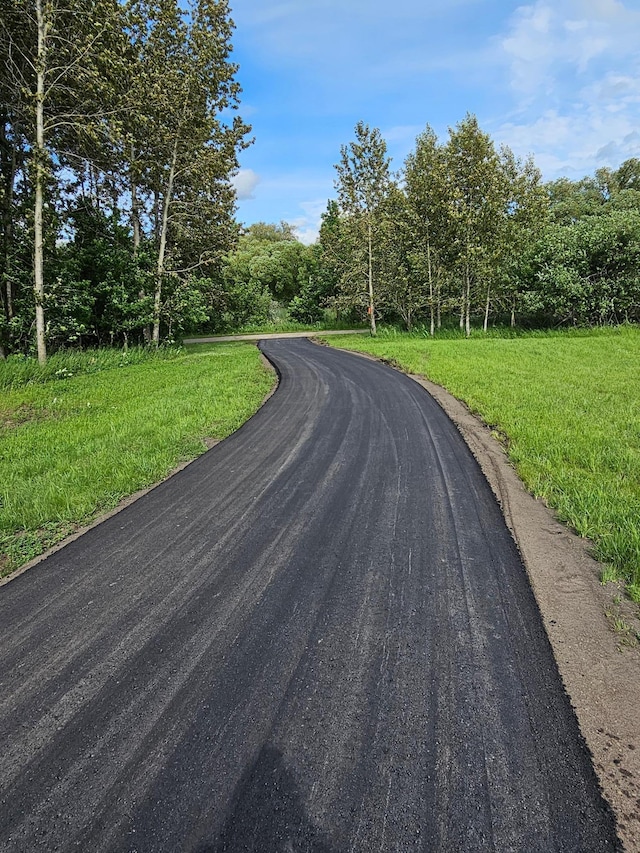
left=0, top=339, right=619, bottom=852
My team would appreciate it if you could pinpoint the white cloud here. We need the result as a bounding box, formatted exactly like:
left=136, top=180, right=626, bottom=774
left=232, top=169, right=260, bottom=200
left=491, top=0, right=640, bottom=178
left=596, top=131, right=640, bottom=165
left=290, top=199, right=328, bottom=245
left=495, top=102, right=640, bottom=179
left=499, top=0, right=640, bottom=96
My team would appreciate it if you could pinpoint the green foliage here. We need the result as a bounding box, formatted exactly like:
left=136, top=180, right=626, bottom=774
left=324, top=326, right=640, bottom=597
left=524, top=207, right=640, bottom=325
left=49, top=204, right=152, bottom=346
left=0, top=342, right=274, bottom=576
left=0, top=0, right=249, bottom=357
left=218, top=273, right=272, bottom=331
left=323, top=118, right=637, bottom=336
left=218, top=226, right=317, bottom=328
left=244, top=221, right=298, bottom=242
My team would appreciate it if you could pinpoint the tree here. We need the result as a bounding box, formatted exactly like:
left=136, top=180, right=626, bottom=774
left=1, top=0, right=127, bottom=361
left=53, top=203, right=151, bottom=347
left=498, top=148, right=549, bottom=327
left=373, top=185, right=421, bottom=330
left=526, top=207, right=640, bottom=325
left=124, top=0, right=250, bottom=344
left=404, top=125, right=448, bottom=335
left=244, top=221, right=297, bottom=243
left=334, top=122, right=393, bottom=335
left=615, top=158, right=640, bottom=192
left=545, top=176, right=605, bottom=225
left=443, top=115, right=509, bottom=336
left=220, top=226, right=310, bottom=325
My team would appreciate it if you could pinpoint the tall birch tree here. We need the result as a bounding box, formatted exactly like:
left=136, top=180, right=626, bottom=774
left=334, top=122, right=393, bottom=335
left=444, top=115, right=508, bottom=336
left=125, top=0, right=250, bottom=344
left=404, top=125, right=449, bottom=335
left=1, top=0, right=125, bottom=362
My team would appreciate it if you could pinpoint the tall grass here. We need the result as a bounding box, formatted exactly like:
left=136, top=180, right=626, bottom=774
left=325, top=325, right=640, bottom=599
left=0, top=346, right=181, bottom=390
left=0, top=343, right=274, bottom=577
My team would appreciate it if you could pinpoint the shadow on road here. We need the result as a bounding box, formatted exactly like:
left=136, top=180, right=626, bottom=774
left=199, top=746, right=335, bottom=853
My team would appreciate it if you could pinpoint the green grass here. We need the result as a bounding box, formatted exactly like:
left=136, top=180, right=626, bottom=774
left=0, top=343, right=274, bottom=577
left=324, top=325, right=640, bottom=600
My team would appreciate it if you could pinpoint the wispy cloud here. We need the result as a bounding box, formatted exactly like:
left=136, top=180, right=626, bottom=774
left=232, top=0, right=483, bottom=79
left=289, top=199, right=328, bottom=245
left=490, top=0, right=640, bottom=178
left=232, top=169, right=260, bottom=200
left=499, top=0, right=639, bottom=97
left=232, top=0, right=640, bottom=228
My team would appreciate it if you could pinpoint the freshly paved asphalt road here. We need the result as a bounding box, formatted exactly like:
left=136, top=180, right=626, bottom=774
left=0, top=339, right=620, bottom=852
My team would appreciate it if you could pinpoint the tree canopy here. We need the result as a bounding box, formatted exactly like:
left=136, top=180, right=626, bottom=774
left=0, top=0, right=249, bottom=359
left=1, top=26, right=637, bottom=365
left=317, top=117, right=640, bottom=333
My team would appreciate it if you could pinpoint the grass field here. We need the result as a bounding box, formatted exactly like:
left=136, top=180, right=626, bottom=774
left=0, top=343, right=274, bottom=577
left=324, top=325, right=640, bottom=600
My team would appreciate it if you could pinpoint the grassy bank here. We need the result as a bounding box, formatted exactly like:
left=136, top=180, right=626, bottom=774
left=0, top=343, right=274, bottom=577
left=324, top=326, right=640, bottom=599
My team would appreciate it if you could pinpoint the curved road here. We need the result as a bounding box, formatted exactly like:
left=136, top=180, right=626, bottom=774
left=0, top=339, right=619, bottom=852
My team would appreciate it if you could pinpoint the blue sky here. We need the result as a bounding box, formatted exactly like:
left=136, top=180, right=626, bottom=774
left=229, top=0, right=640, bottom=243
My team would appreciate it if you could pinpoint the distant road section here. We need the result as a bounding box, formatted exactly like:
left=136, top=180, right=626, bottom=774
left=183, top=328, right=368, bottom=343
left=0, top=339, right=620, bottom=851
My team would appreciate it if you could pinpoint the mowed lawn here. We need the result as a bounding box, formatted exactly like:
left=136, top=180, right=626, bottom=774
left=0, top=343, right=274, bottom=577
left=325, top=326, right=640, bottom=599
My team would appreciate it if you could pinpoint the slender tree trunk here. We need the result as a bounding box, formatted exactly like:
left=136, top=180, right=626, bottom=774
left=367, top=217, right=376, bottom=336
left=153, top=189, right=160, bottom=245
left=511, top=295, right=516, bottom=328
left=483, top=283, right=490, bottom=332
left=34, top=0, right=47, bottom=364
left=90, top=162, right=100, bottom=211
left=131, top=149, right=151, bottom=341
left=427, top=231, right=434, bottom=337
left=459, top=283, right=465, bottom=330
left=1, top=116, right=16, bottom=324
left=465, top=262, right=471, bottom=338
left=130, top=144, right=141, bottom=255
left=153, top=138, right=178, bottom=345
left=436, top=272, right=441, bottom=330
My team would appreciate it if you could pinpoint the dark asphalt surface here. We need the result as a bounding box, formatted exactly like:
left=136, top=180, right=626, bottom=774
left=0, top=339, right=619, bottom=852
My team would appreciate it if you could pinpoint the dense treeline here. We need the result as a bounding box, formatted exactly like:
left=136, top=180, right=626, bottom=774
left=0, top=0, right=249, bottom=361
left=323, top=117, right=640, bottom=335
left=170, top=116, right=640, bottom=337
left=2, top=11, right=638, bottom=369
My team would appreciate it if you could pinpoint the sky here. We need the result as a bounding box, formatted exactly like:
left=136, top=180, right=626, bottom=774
left=228, top=0, right=640, bottom=243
